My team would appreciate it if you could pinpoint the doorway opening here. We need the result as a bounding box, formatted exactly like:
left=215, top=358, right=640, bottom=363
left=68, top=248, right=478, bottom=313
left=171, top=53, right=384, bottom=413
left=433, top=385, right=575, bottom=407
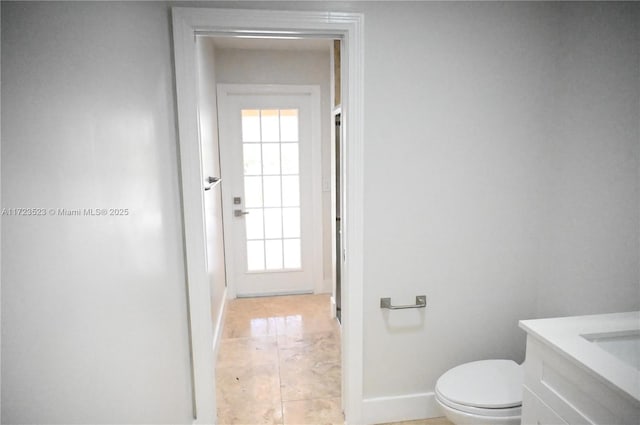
left=198, top=36, right=344, bottom=423
left=171, top=7, right=364, bottom=424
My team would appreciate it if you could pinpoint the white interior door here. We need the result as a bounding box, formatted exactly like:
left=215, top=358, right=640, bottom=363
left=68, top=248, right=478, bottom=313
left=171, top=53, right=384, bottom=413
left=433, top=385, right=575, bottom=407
left=218, top=84, right=321, bottom=297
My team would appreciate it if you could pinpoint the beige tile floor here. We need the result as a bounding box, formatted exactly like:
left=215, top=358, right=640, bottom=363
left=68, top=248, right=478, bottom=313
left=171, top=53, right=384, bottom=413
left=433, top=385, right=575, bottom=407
left=216, top=294, right=343, bottom=425
left=215, top=293, right=453, bottom=425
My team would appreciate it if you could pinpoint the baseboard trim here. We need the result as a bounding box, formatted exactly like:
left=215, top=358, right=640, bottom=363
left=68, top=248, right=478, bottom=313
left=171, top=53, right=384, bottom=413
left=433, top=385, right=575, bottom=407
left=362, top=392, right=443, bottom=425
left=212, top=287, right=227, bottom=360
left=330, top=295, right=337, bottom=318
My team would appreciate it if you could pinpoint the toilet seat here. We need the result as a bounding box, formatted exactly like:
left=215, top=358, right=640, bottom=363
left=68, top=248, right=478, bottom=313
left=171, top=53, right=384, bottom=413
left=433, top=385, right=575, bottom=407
left=435, top=359, right=523, bottom=415
left=436, top=387, right=521, bottom=417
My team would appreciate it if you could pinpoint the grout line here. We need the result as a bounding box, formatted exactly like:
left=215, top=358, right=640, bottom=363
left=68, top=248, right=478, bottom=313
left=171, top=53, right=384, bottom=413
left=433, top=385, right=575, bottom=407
left=275, top=308, right=286, bottom=424
left=219, top=294, right=340, bottom=424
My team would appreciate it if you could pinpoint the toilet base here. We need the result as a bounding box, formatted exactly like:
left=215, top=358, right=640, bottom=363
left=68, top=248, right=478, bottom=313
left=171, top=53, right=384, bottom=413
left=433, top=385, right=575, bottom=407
left=436, top=397, right=521, bottom=425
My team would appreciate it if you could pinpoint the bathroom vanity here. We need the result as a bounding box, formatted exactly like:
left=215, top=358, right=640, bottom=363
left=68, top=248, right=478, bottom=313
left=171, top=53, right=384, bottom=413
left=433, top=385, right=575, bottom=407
left=519, top=312, right=640, bottom=425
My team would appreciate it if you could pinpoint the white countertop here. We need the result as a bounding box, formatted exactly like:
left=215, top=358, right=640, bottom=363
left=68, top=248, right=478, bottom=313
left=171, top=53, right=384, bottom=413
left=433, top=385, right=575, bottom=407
left=519, top=311, right=640, bottom=403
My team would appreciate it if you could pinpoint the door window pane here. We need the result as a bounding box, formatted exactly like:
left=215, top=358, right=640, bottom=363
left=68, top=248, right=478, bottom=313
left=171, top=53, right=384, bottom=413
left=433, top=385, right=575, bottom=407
left=281, top=176, right=299, bottom=207
left=261, top=110, right=279, bottom=142
left=247, top=240, right=265, bottom=271
left=281, top=144, right=299, bottom=175
left=245, top=209, right=264, bottom=240
left=240, top=108, right=302, bottom=272
left=243, top=144, right=262, bottom=175
left=264, top=208, right=283, bottom=239
left=280, top=109, right=298, bottom=142
left=283, top=239, right=301, bottom=269
left=261, top=144, right=280, bottom=175
left=241, top=110, right=261, bottom=142
left=282, top=208, right=300, bottom=238
left=265, top=240, right=283, bottom=269
left=263, top=176, right=282, bottom=207
left=244, top=176, right=263, bottom=208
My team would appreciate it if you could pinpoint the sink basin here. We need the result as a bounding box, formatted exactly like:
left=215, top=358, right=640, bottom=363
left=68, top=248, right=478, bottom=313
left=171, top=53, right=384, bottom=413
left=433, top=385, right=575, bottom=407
left=582, top=330, right=640, bottom=371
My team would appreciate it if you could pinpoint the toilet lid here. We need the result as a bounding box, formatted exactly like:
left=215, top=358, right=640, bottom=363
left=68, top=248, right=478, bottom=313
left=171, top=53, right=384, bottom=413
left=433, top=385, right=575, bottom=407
left=435, top=359, right=523, bottom=409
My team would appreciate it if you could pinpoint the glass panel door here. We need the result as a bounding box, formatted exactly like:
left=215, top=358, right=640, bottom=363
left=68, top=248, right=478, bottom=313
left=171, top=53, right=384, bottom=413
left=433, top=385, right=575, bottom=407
left=217, top=85, right=320, bottom=297
left=240, top=109, right=302, bottom=272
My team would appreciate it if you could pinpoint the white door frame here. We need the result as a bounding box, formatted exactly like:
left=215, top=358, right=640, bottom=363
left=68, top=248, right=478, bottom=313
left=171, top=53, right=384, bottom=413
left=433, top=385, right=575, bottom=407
left=217, top=83, right=323, bottom=298
left=171, top=7, right=365, bottom=425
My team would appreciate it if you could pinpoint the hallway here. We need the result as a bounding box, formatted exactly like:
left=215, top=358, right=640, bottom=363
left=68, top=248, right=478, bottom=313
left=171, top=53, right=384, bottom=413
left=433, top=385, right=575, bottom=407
left=216, top=294, right=343, bottom=424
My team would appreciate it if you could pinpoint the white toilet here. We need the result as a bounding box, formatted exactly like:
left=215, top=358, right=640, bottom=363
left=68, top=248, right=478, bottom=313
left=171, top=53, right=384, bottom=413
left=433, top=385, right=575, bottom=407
left=435, top=359, right=523, bottom=425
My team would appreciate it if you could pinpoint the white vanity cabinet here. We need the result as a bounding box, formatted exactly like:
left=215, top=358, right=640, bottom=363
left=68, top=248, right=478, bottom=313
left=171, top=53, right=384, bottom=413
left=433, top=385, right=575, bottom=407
left=520, top=312, right=640, bottom=425
left=521, top=386, right=567, bottom=425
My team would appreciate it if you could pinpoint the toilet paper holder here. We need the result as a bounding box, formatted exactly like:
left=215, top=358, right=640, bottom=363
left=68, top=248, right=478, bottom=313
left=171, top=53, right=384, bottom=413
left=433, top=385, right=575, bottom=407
left=380, top=295, right=427, bottom=310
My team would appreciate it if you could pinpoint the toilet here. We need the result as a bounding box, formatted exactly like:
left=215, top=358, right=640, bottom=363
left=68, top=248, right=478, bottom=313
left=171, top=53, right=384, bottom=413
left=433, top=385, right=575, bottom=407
left=435, top=359, right=523, bottom=425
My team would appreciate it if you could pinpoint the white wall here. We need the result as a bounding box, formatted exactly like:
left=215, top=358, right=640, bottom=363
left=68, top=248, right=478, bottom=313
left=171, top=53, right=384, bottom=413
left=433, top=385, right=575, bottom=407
left=361, top=0, right=554, bottom=403
left=358, top=2, right=639, bottom=417
left=195, top=37, right=227, bottom=352
left=359, top=2, right=639, bottom=417
left=214, top=47, right=333, bottom=292
left=1, top=2, right=193, bottom=423
left=536, top=3, right=640, bottom=318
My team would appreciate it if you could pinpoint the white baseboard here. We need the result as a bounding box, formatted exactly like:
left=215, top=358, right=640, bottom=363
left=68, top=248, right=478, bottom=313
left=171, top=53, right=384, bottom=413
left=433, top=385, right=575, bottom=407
left=212, top=287, right=227, bottom=360
left=362, top=392, right=443, bottom=425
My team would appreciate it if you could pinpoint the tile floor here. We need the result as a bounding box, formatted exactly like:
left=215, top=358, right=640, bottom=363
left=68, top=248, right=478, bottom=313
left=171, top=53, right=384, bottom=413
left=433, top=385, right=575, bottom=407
left=215, top=293, right=453, bottom=425
left=216, top=294, right=343, bottom=425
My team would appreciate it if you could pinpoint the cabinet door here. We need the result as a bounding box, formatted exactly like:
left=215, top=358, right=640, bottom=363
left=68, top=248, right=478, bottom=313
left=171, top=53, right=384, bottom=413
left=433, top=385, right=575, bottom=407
left=522, top=386, right=568, bottom=425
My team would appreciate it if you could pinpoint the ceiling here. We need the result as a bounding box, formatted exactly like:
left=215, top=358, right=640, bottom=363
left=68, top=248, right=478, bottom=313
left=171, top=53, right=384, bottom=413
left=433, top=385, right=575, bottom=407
left=210, top=36, right=333, bottom=52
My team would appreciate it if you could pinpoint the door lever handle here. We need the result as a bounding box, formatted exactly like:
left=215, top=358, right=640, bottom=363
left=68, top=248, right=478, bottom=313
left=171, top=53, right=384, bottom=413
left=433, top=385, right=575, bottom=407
left=204, top=176, right=221, bottom=191
left=234, top=210, right=250, bottom=217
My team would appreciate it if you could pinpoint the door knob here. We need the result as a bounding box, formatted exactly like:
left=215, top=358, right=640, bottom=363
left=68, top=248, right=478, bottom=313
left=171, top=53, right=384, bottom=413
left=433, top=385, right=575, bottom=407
left=234, top=210, right=250, bottom=217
